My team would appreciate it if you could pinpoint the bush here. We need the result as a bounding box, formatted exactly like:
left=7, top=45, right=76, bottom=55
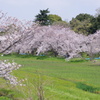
left=0, top=97, right=12, bottom=100
left=0, top=89, right=14, bottom=100
left=76, top=82, right=99, bottom=93
left=79, top=52, right=89, bottom=58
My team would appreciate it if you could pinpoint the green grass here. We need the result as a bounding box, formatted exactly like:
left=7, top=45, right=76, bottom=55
left=0, top=54, right=100, bottom=100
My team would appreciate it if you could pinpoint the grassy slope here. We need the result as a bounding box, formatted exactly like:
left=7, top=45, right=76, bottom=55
left=0, top=55, right=100, bottom=100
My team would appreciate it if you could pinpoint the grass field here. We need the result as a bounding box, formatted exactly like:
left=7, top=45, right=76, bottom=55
left=0, top=54, right=100, bottom=100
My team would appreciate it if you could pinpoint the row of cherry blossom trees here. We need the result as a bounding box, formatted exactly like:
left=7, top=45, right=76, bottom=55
left=0, top=11, right=100, bottom=60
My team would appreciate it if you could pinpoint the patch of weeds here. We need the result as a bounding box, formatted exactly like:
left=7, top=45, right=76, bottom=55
left=69, top=59, right=87, bottom=63
left=76, top=82, right=100, bottom=94
left=0, top=96, right=12, bottom=100
left=16, top=54, right=33, bottom=58
left=0, top=88, right=14, bottom=100
left=36, top=55, right=48, bottom=60
left=3, top=53, right=36, bottom=58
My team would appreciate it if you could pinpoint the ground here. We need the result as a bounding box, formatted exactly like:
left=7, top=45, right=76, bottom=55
left=0, top=54, right=100, bottom=100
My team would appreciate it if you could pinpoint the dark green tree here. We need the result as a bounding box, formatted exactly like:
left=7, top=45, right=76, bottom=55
left=35, top=9, right=50, bottom=25
left=70, top=13, right=95, bottom=35
left=93, top=15, right=100, bottom=32
left=75, top=13, right=94, bottom=21
left=91, top=8, right=100, bottom=33
left=70, top=18, right=92, bottom=35
left=96, top=15, right=100, bottom=30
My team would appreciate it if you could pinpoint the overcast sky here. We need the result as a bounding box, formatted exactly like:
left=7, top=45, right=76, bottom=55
left=0, top=0, right=100, bottom=21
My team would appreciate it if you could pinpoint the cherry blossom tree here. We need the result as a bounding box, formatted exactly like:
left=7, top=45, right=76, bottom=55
left=0, top=60, right=21, bottom=85
left=0, top=11, right=100, bottom=60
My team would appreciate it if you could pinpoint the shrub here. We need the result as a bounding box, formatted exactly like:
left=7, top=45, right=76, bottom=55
left=76, top=82, right=99, bottom=93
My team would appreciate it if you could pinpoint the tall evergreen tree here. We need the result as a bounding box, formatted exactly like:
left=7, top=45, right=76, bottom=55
left=35, top=9, right=50, bottom=25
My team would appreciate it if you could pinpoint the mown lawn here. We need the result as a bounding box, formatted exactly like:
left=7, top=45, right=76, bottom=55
left=0, top=54, right=100, bottom=100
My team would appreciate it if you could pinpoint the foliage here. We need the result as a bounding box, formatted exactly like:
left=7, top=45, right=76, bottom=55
left=70, top=13, right=94, bottom=35
left=0, top=97, right=12, bottom=100
left=93, top=15, right=100, bottom=32
left=70, top=12, right=100, bottom=34
left=35, top=8, right=50, bottom=25
left=75, top=13, right=94, bottom=21
left=69, top=58, right=87, bottom=63
left=34, top=9, right=65, bottom=26
left=96, top=15, right=100, bottom=29
left=0, top=89, right=14, bottom=100
left=48, top=14, right=62, bottom=25
left=76, top=82, right=100, bottom=93
left=79, top=52, right=89, bottom=58
left=52, top=21, right=69, bottom=27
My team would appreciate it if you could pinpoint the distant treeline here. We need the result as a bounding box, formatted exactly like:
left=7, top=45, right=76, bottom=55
left=35, top=8, right=100, bottom=35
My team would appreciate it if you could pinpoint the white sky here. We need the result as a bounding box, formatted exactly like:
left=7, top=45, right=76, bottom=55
left=0, top=0, right=100, bottom=21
